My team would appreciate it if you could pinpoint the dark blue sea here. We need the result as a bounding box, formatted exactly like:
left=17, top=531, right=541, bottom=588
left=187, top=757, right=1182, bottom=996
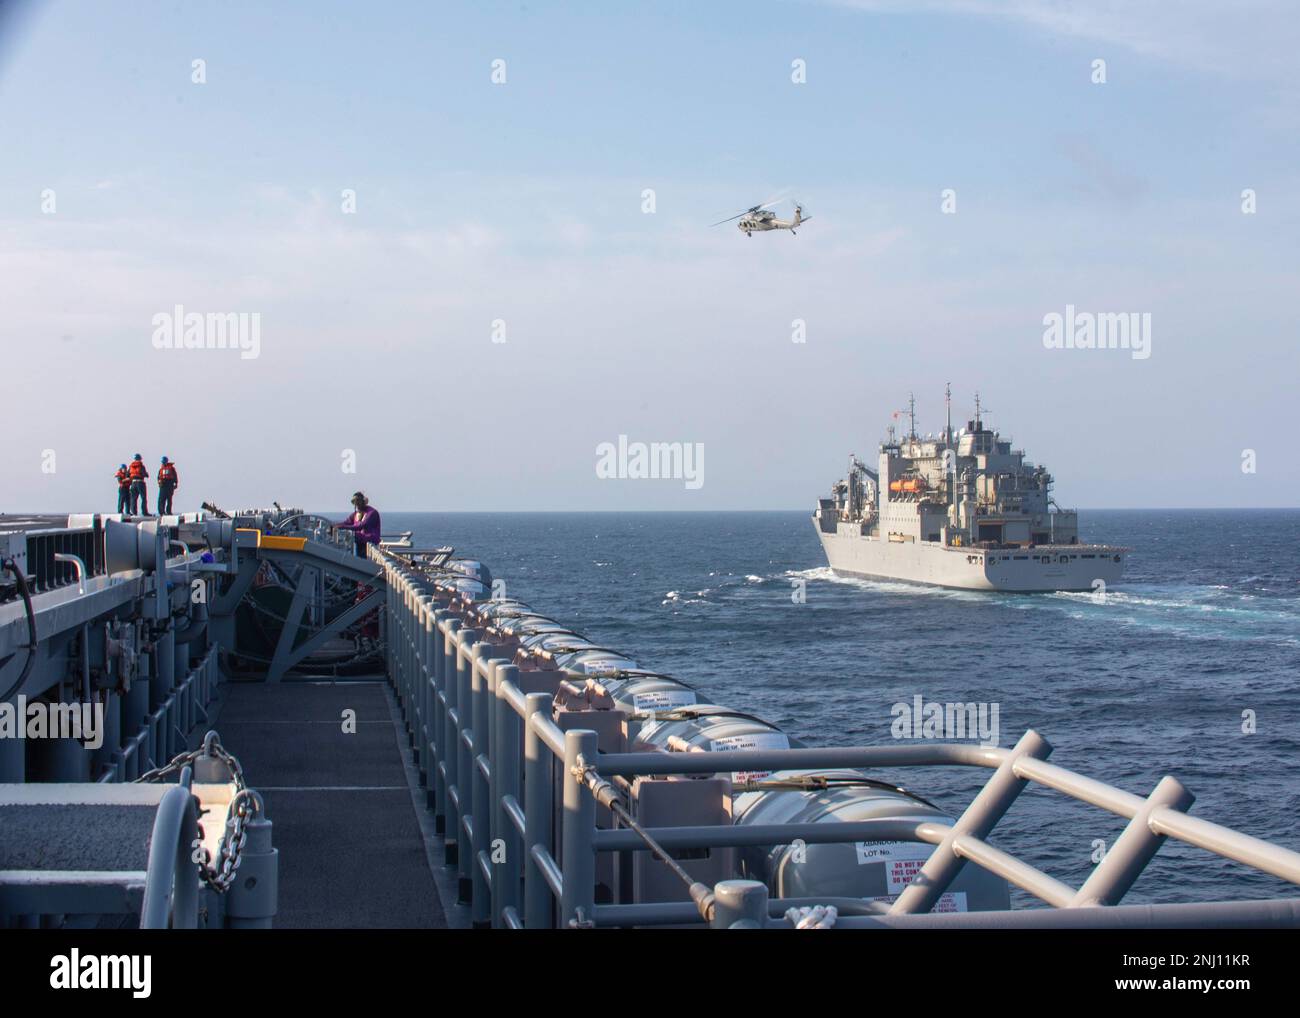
left=383, top=508, right=1300, bottom=907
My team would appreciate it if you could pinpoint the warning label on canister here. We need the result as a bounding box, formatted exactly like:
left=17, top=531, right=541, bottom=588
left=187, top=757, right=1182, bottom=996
left=855, top=841, right=937, bottom=893
left=709, top=731, right=789, bottom=783
left=632, top=689, right=698, bottom=711
left=576, top=658, right=637, bottom=675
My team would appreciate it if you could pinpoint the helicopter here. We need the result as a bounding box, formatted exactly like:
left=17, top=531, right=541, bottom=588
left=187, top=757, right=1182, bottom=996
left=711, top=198, right=811, bottom=237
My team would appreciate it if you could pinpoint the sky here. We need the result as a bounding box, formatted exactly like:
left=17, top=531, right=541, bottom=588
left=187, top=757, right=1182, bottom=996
left=1, top=0, right=1296, bottom=512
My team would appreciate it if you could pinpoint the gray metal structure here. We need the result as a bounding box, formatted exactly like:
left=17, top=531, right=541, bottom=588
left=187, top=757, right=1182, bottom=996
left=3, top=506, right=1298, bottom=929
left=0, top=512, right=301, bottom=927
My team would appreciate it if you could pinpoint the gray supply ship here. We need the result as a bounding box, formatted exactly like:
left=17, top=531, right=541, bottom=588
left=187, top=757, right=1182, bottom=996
left=814, top=390, right=1126, bottom=592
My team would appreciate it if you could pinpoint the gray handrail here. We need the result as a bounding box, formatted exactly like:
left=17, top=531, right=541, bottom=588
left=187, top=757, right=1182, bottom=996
left=377, top=544, right=1300, bottom=931
left=140, top=784, right=200, bottom=929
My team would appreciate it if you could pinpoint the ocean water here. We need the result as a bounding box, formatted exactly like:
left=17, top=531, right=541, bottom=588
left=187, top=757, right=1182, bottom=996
left=382, top=508, right=1300, bottom=907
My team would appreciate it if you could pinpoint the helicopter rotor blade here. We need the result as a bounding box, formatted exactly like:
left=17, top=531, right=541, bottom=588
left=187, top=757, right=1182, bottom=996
left=710, top=211, right=749, bottom=227
left=710, top=191, right=796, bottom=226
left=756, top=188, right=794, bottom=211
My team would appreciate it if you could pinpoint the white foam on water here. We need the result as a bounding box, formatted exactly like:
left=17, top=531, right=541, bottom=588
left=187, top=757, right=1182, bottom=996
left=1047, top=583, right=1300, bottom=645
left=787, top=566, right=1298, bottom=644
left=783, top=566, right=989, bottom=602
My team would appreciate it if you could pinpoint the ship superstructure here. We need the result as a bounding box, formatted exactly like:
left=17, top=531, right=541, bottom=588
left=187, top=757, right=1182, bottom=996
left=814, top=389, right=1126, bottom=592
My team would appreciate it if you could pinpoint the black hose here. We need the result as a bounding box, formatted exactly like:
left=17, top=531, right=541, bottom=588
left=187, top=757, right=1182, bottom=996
left=1, top=558, right=37, bottom=702
left=652, top=706, right=774, bottom=726
left=737, top=775, right=941, bottom=811
left=585, top=669, right=698, bottom=691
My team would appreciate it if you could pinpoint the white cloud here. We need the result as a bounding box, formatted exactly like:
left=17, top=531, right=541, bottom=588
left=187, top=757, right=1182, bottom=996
left=823, top=0, right=1299, bottom=83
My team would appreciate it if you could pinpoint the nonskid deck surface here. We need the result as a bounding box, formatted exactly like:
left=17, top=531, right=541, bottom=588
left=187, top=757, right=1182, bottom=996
left=209, top=681, right=446, bottom=929
left=0, top=514, right=75, bottom=533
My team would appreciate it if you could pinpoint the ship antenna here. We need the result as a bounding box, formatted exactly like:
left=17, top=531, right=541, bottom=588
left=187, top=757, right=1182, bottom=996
left=974, top=391, right=982, bottom=429
left=944, top=381, right=955, bottom=517
left=908, top=392, right=917, bottom=442
left=945, top=382, right=952, bottom=445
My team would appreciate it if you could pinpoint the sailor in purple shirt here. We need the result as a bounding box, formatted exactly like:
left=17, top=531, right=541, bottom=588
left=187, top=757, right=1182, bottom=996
left=335, top=491, right=382, bottom=557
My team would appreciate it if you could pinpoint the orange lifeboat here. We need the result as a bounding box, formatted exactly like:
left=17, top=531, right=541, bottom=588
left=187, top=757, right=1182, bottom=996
left=889, top=477, right=927, bottom=493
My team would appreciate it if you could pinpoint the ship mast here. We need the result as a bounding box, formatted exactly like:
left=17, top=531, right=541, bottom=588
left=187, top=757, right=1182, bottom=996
left=945, top=382, right=952, bottom=445
left=968, top=391, right=985, bottom=545
left=945, top=381, right=954, bottom=514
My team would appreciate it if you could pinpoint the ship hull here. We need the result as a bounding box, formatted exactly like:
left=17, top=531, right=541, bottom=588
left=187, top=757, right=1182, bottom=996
left=814, top=520, right=1125, bottom=593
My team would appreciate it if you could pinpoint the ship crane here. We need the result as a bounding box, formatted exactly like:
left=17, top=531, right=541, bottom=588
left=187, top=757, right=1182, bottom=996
left=848, top=454, right=877, bottom=483
left=846, top=454, right=878, bottom=520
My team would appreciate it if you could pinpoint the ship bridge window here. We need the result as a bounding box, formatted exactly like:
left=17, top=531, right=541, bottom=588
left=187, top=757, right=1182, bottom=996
left=1013, top=555, right=1028, bottom=560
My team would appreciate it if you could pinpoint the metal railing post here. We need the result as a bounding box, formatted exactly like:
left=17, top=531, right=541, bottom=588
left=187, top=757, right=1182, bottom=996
left=559, top=728, right=598, bottom=929
left=383, top=566, right=393, bottom=684
left=406, top=587, right=417, bottom=731
left=423, top=605, right=441, bottom=808
left=440, top=617, right=461, bottom=865
left=711, top=880, right=768, bottom=929
left=1072, top=775, right=1195, bottom=906
left=393, top=579, right=402, bottom=693
left=410, top=585, right=423, bottom=729
left=388, top=566, right=398, bottom=689
left=420, top=594, right=434, bottom=753
left=469, top=641, right=494, bottom=925
left=414, top=594, right=432, bottom=773
left=395, top=577, right=406, bottom=706
left=455, top=628, right=482, bottom=900
left=430, top=608, right=450, bottom=824
left=428, top=608, right=449, bottom=816
left=404, top=584, right=417, bottom=731
left=891, top=729, right=1052, bottom=915
left=493, top=663, right=522, bottom=929
left=522, top=692, right=554, bottom=929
